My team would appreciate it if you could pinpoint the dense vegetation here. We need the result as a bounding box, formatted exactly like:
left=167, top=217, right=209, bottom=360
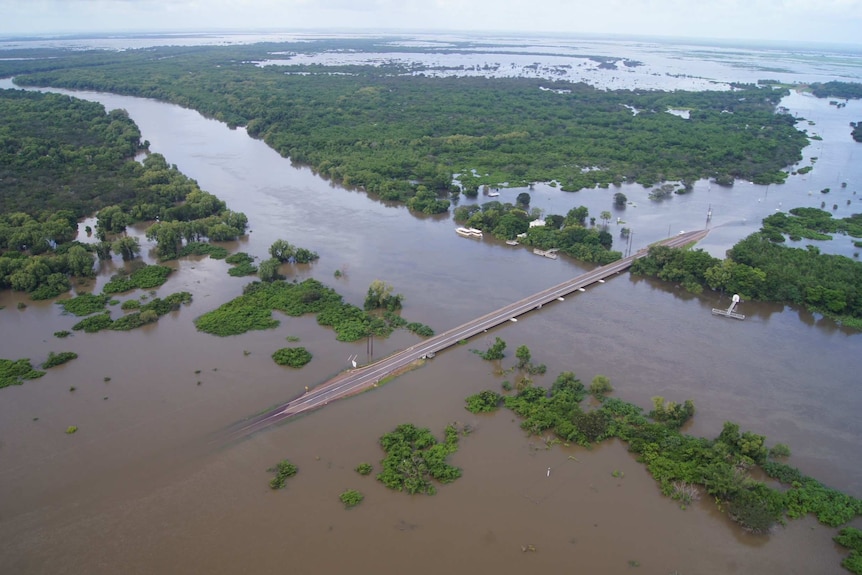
left=852, top=121, right=862, bottom=143
left=271, top=346, right=312, bottom=368
left=0, top=89, right=248, bottom=300
left=631, top=208, right=862, bottom=329
left=194, top=278, right=432, bottom=341
left=466, top=351, right=862, bottom=544
left=267, top=459, right=298, bottom=490
left=376, top=423, right=463, bottom=495
left=0, top=89, right=144, bottom=216
left=0, top=358, right=45, bottom=388
left=808, top=81, right=862, bottom=100
left=4, top=41, right=808, bottom=206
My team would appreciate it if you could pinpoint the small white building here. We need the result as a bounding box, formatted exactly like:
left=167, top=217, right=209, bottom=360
left=529, top=219, right=546, bottom=228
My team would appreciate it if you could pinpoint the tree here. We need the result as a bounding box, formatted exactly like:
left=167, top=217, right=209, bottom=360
left=364, top=280, right=402, bottom=311
left=65, top=245, right=95, bottom=277
left=564, top=206, right=589, bottom=227
left=600, top=211, right=612, bottom=227
left=515, top=345, right=531, bottom=368
left=614, top=192, right=628, bottom=207
left=590, top=375, right=613, bottom=397
left=480, top=337, right=506, bottom=360
left=112, top=236, right=140, bottom=261
left=258, top=258, right=282, bottom=282
left=516, top=192, right=531, bottom=207
left=269, top=239, right=296, bottom=262
left=93, top=241, right=113, bottom=260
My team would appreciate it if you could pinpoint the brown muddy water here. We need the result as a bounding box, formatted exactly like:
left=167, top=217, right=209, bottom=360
left=1, top=77, right=861, bottom=574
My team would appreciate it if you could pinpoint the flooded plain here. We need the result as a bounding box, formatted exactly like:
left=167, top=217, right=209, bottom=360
left=1, top=36, right=861, bottom=574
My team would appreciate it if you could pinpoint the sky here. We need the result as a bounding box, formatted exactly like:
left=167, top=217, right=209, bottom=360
left=1, top=0, right=861, bottom=47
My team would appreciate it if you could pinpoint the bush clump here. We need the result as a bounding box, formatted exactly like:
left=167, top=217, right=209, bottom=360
left=42, top=351, right=78, bottom=369
left=355, top=463, right=373, bottom=476
left=465, top=390, right=503, bottom=413
left=377, top=423, right=463, bottom=495
left=268, top=459, right=298, bottom=489
left=72, top=311, right=113, bottom=333
left=272, top=347, right=312, bottom=368
left=339, top=489, right=364, bottom=508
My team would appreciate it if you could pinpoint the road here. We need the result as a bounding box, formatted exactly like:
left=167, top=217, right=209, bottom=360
left=225, top=229, right=708, bottom=439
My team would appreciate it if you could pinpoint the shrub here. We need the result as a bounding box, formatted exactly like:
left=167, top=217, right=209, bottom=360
left=121, top=299, right=141, bottom=310
left=465, top=390, right=503, bottom=413
left=268, top=460, right=298, bottom=489
left=42, top=351, right=78, bottom=369
left=272, top=347, right=313, bottom=368
left=355, top=463, right=373, bottom=476
left=339, top=489, right=364, bottom=508
left=590, top=375, right=613, bottom=396
left=65, top=425, right=78, bottom=434
left=54, top=330, right=71, bottom=338
left=769, top=443, right=791, bottom=458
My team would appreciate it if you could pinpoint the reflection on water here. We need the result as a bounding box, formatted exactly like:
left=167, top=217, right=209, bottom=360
left=0, top=37, right=861, bottom=574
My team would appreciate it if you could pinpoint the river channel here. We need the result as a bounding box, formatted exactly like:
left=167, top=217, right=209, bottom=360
left=1, top=45, right=862, bottom=573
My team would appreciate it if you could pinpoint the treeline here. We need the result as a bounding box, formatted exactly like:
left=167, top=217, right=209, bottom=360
left=0, top=89, right=248, bottom=299
left=808, top=81, right=862, bottom=100
left=631, top=209, right=862, bottom=328
left=7, top=41, right=808, bottom=204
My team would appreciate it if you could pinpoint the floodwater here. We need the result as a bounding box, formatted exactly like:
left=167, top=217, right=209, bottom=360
left=1, top=36, right=862, bottom=574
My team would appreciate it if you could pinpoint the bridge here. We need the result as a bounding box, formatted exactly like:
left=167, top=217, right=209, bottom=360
left=226, top=229, right=708, bottom=439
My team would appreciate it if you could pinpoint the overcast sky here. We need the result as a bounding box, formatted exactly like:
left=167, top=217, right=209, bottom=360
left=1, top=0, right=861, bottom=46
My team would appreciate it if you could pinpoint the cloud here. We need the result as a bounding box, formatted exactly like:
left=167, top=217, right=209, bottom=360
left=0, top=0, right=860, bottom=45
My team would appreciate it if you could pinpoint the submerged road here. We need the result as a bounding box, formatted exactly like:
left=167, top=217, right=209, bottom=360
left=226, top=229, right=709, bottom=439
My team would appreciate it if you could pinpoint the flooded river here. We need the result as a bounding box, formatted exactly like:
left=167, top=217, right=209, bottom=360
left=1, top=37, right=861, bottom=574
